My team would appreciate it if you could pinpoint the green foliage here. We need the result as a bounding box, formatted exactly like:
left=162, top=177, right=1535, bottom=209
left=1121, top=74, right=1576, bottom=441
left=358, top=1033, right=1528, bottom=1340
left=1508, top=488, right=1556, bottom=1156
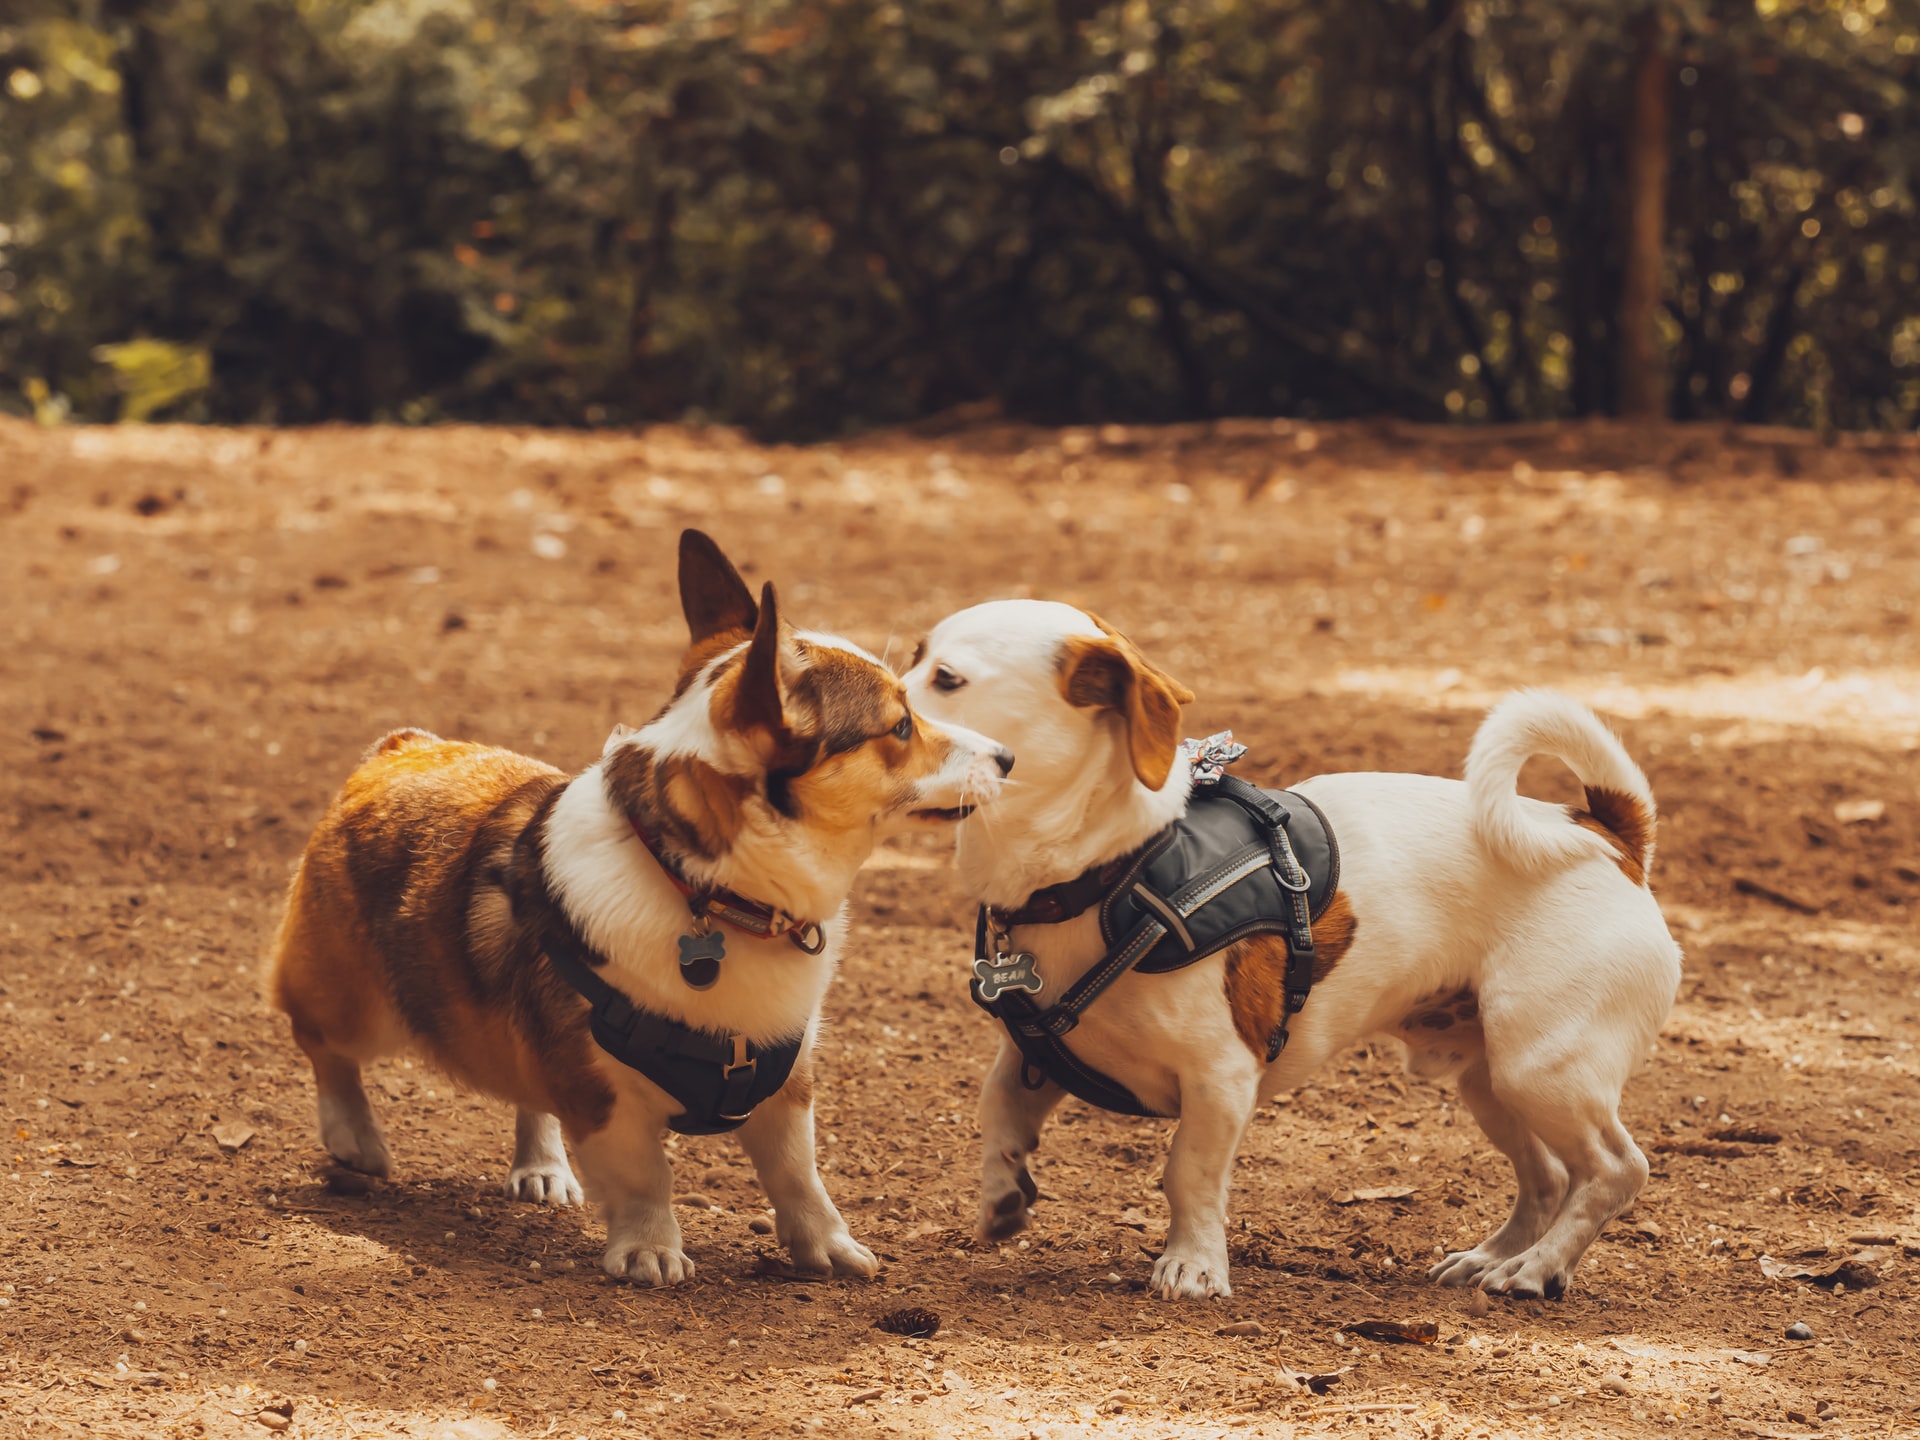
left=93, top=338, right=210, bottom=421
left=0, top=0, right=1916, bottom=432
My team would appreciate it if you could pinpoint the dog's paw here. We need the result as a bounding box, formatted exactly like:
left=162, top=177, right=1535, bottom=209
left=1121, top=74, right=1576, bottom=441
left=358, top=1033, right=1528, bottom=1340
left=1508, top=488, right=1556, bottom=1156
left=503, top=1161, right=583, bottom=1207
left=1149, top=1250, right=1231, bottom=1301
left=787, top=1227, right=879, bottom=1280
left=602, top=1240, right=697, bottom=1287
left=1428, top=1248, right=1498, bottom=1288
left=1479, top=1253, right=1570, bottom=1301
left=977, top=1187, right=1033, bottom=1244
left=318, top=1099, right=391, bottom=1177
left=976, top=1162, right=1039, bottom=1244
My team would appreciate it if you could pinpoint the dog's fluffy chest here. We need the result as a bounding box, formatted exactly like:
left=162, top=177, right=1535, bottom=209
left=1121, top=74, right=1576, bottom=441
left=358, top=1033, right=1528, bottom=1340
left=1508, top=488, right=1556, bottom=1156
left=543, top=767, right=841, bottom=1046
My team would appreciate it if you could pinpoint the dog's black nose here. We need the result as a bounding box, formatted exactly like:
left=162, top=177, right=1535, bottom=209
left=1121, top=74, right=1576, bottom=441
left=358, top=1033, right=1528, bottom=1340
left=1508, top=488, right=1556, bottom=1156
left=993, top=747, right=1015, bottom=777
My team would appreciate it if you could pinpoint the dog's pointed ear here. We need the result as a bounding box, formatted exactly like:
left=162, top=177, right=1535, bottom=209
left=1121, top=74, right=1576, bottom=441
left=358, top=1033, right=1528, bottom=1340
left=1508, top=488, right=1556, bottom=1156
left=678, top=529, right=758, bottom=645
left=1059, top=623, right=1196, bottom=791
left=731, top=582, right=790, bottom=738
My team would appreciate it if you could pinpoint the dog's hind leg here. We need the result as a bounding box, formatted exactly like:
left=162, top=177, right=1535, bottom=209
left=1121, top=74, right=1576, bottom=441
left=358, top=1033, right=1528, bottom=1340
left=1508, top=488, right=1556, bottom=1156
left=1477, top=1092, right=1648, bottom=1300
left=976, top=1035, right=1065, bottom=1244
left=1429, top=1056, right=1568, bottom=1288
left=1468, top=1000, right=1655, bottom=1299
left=269, top=859, right=400, bottom=1176
left=296, top=1032, right=392, bottom=1177
left=504, top=1110, right=583, bottom=1206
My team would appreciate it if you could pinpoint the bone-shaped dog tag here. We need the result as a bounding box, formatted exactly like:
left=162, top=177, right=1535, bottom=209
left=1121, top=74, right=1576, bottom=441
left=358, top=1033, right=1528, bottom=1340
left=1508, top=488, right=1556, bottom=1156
left=677, top=929, right=726, bottom=990
left=973, top=950, right=1043, bottom=1003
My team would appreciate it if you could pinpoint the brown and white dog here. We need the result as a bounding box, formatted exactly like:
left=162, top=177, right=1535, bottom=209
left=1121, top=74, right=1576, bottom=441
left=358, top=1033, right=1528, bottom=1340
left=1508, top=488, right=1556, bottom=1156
left=267, top=532, right=1010, bottom=1285
left=904, top=600, right=1681, bottom=1301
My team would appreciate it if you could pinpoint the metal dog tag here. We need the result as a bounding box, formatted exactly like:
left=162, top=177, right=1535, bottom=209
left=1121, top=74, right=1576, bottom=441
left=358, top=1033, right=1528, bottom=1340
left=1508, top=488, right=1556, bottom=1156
left=973, top=950, right=1043, bottom=1003
left=677, top=929, right=726, bottom=990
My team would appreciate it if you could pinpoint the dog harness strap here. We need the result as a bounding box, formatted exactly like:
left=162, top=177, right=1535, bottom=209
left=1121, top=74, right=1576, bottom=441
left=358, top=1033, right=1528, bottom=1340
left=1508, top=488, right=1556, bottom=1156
left=542, top=927, right=801, bottom=1135
left=968, top=773, right=1341, bottom=1116
left=995, top=843, right=1155, bottom=928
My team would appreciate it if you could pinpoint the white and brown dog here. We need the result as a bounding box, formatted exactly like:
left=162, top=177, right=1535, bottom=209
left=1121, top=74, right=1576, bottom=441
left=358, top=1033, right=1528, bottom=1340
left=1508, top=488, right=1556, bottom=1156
left=267, top=531, right=1009, bottom=1285
left=904, top=600, right=1681, bottom=1301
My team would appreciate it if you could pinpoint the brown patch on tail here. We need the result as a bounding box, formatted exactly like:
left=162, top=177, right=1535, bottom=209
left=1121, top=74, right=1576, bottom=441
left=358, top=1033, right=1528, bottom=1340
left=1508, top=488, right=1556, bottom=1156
left=1223, top=891, right=1358, bottom=1060
left=1569, top=785, right=1652, bottom=885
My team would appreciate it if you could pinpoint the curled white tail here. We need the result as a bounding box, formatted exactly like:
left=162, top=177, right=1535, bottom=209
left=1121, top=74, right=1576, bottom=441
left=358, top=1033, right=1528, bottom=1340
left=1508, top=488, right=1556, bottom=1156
left=1465, top=690, right=1655, bottom=882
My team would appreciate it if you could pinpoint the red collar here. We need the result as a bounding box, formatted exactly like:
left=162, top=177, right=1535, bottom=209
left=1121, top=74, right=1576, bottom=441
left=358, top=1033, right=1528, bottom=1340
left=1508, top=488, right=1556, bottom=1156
left=629, top=816, right=826, bottom=955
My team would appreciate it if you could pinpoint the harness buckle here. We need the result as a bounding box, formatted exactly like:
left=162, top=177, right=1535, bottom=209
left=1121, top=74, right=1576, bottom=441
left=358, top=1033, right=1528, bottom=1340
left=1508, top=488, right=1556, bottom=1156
left=788, top=920, right=827, bottom=955
left=722, top=1035, right=756, bottom=1079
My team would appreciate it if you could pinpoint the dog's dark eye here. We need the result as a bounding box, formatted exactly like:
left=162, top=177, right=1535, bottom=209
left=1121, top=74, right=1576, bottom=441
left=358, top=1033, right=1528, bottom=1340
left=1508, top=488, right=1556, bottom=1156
left=932, top=665, right=966, bottom=693
left=892, top=714, right=913, bottom=741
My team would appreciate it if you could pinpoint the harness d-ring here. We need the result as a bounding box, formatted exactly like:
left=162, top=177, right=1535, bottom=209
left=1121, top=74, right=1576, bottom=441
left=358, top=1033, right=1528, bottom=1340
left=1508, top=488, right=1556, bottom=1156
left=1274, top=866, right=1313, bottom=893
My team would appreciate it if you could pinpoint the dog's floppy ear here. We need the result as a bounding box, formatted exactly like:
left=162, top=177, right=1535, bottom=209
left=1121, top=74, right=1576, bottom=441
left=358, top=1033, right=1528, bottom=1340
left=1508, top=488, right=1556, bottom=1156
left=678, top=529, right=758, bottom=645
left=730, top=581, right=792, bottom=740
left=1059, top=621, right=1196, bottom=791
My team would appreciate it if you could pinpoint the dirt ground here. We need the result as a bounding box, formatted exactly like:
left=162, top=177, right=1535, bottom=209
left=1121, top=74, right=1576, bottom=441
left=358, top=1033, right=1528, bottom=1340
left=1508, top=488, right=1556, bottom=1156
left=3, top=415, right=1918, bottom=1440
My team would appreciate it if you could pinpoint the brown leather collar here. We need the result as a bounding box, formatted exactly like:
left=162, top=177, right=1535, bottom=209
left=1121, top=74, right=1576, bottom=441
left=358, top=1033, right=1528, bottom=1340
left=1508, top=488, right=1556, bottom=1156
left=995, top=836, right=1162, bottom=928
left=630, top=816, right=826, bottom=954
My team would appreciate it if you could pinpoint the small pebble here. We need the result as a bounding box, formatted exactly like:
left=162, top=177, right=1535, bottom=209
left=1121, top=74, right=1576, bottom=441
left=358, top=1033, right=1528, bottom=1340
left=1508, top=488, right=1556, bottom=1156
left=677, top=1192, right=712, bottom=1208
left=1785, top=1321, right=1814, bottom=1341
left=467, top=1207, right=483, bottom=1220
left=611, top=1410, right=625, bottom=1422
left=444, top=1231, right=457, bottom=1241
left=292, top=1339, right=307, bottom=1353
left=1216, top=1321, right=1265, bottom=1337
left=255, top=1413, right=289, bottom=1432
left=1467, top=1290, right=1491, bottom=1318
left=1601, top=1377, right=1631, bottom=1396
left=531, top=1308, right=544, bottom=1318
left=483, top=1378, right=497, bottom=1392
left=528, top=1260, right=542, bottom=1270
left=749, top=1216, right=775, bottom=1235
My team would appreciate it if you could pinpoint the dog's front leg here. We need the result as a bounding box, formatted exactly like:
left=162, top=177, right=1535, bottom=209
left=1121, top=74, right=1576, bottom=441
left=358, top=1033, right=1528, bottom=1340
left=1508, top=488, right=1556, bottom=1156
left=1152, top=1066, right=1260, bottom=1300
left=977, top=1034, right=1065, bottom=1243
left=735, top=1069, right=877, bottom=1278
left=573, top=1118, right=693, bottom=1286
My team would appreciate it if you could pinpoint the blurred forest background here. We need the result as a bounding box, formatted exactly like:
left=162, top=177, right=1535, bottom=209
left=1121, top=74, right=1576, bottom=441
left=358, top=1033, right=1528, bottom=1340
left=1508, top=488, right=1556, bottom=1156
left=1, top=0, right=1916, bottom=436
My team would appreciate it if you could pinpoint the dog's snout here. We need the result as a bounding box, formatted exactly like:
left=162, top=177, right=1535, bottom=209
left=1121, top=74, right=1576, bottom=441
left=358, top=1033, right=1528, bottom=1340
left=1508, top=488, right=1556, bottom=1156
left=992, top=747, right=1016, bottom=778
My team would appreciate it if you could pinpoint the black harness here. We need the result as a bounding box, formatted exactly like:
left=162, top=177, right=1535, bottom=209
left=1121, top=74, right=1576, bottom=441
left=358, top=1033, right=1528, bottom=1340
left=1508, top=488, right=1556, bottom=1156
left=542, top=926, right=802, bottom=1136
left=969, top=774, right=1340, bottom=1118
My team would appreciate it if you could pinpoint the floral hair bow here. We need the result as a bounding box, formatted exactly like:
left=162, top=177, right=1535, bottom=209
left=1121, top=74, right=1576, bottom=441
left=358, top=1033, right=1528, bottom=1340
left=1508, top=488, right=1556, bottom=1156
left=1178, top=730, right=1248, bottom=786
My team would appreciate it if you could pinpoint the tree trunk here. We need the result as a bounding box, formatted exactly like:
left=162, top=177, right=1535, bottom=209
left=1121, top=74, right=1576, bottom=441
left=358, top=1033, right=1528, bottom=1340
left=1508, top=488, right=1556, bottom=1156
left=1617, top=5, right=1671, bottom=418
